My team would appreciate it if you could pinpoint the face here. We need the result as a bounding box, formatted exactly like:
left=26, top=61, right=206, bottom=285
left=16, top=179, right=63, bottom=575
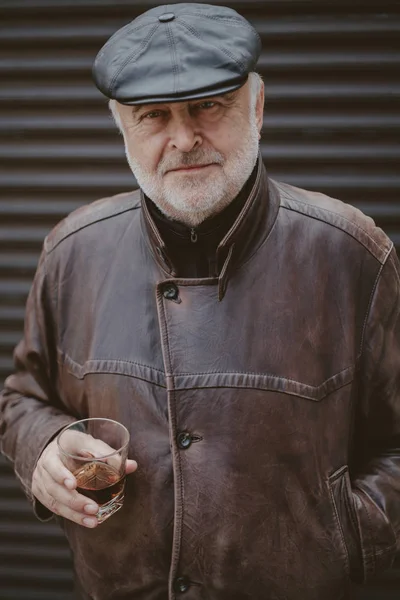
left=115, top=79, right=264, bottom=227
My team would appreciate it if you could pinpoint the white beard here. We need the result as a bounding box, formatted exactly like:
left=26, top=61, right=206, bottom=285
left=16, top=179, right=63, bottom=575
left=124, top=112, right=260, bottom=227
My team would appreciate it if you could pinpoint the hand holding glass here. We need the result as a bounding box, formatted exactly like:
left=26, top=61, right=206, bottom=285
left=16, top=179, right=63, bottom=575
left=57, top=418, right=130, bottom=523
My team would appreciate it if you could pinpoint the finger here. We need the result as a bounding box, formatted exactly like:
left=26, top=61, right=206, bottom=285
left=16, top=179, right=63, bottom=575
left=40, top=447, right=77, bottom=490
left=49, top=482, right=99, bottom=514
left=79, top=437, right=118, bottom=458
left=58, top=433, right=129, bottom=479
left=60, top=431, right=119, bottom=462
left=41, top=487, right=99, bottom=528
left=79, top=439, right=124, bottom=472
left=40, top=467, right=99, bottom=512
left=36, top=473, right=100, bottom=527
left=72, top=449, right=121, bottom=476
left=125, top=459, right=138, bottom=475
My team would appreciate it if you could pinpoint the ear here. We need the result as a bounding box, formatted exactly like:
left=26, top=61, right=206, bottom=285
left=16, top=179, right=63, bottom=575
left=255, top=82, right=265, bottom=136
left=109, top=99, right=125, bottom=135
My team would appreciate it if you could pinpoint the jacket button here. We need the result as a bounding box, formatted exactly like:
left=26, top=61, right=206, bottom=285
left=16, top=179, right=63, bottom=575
left=173, top=576, right=191, bottom=593
left=162, top=282, right=179, bottom=301
left=177, top=432, right=192, bottom=449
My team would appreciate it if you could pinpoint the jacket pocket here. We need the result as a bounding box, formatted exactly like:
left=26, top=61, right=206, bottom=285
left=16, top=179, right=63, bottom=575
left=352, top=485, right=397, bottom=582
left=328, top=465, right=363, bottom=582
left=328, top=465, right=397, bottom=583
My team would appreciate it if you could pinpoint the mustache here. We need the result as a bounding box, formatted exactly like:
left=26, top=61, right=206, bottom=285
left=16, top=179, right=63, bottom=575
left=158, top=149, right=224, bottom=175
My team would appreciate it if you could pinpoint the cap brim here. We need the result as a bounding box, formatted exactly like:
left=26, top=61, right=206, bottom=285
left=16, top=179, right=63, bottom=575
left=116, top=76, right=248, bottom=106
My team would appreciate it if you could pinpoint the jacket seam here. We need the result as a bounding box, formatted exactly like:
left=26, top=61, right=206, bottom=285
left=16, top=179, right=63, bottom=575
left=171, top=385, right=184, bottom=591
left=67, top=370, right=167, bottom=388
left=327, top=477, right=351, bottom=575
left=343, top=480, right=360, bottom=540
left=358, top=247, right=394, bottom=359
left=385, top=249, right=400, bottom=288
left=171, top=364, right=353, bottom=382
left=139, top=205, right=176, bottom=278
left=59, top=351, right=166, bottom=375
left=280, top=201, right=387, bottom=264
left=219, top=155, right=263, bottom=248
left=45, top=205, right=140, bottom=254
left=159, top=291, right=184, bottom=594
left=354, top=484, right=397, bottom=549
left=43, top=250, right=55, bottom=324
left=43, top=251, right=59, bottom=380
left=216, top=169, right=280, bottom=277
left=357, top=487, right=377, bottom=572
left=280, top=186, right=382, bottom=248
left=170, top=381, right=353, bottom=400
left=234, top=199, right=280, bottom=273
left=279, top=188, right=391, bottom=262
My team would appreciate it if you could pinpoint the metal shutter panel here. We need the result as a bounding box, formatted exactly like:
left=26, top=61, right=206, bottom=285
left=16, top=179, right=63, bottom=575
left=0, top=1, right=399, bottom=598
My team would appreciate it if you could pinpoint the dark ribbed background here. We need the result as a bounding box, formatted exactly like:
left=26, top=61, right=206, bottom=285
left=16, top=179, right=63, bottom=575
left=0, top=1, right=399, bottom=598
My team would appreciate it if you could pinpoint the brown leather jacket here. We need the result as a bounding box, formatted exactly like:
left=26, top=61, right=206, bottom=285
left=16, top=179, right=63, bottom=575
left=1, top=155, right=400, bottom=599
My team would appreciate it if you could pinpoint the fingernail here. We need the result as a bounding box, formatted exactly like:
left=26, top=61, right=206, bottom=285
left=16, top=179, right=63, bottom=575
left=83, top=517, right=97, bottom=528
left=84, top=504, right=98, bottom=514
left=64, top=478, right=75, bottom=489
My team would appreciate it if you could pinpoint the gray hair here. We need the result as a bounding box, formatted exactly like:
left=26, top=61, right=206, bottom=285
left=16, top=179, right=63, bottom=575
left=109, top=71, right=264, bottom=134
left=248, top=71, right=264, bottom=111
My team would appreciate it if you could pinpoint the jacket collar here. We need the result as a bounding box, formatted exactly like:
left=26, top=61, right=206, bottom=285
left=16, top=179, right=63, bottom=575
left=140, top=152, right=280, bottom=299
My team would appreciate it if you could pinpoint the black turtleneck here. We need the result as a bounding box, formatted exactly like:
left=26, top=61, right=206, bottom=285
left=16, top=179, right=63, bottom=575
left=145, top=163, right=258, bottom=278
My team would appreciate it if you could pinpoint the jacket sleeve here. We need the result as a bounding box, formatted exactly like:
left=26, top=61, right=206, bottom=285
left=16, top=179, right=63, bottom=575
left=0, top=248, right=76, bottom=517
left=351, top=246, right=400, bottom=581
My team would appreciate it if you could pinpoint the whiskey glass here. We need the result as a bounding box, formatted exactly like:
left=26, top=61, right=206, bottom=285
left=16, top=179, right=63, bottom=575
left=57, top=418, right=130, bottom=523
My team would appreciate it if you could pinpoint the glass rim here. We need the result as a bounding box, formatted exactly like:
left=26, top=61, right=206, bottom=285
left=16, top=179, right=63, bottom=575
left=57, top=417, right=130, bottom=461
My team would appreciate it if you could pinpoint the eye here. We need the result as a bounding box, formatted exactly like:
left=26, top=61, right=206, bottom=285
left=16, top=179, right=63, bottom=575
left=143, top=110, right=164, bottom=120
left=197, top=101, right=217, bottom=110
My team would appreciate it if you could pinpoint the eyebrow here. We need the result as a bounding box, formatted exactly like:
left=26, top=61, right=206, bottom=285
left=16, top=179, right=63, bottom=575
left=219, top=91, right=237, bottom=102
left=131, top=105, right=144, bottom=115
left=130, top=89, right=239, bottom=117
left=130, top=104, right=164, bottom=118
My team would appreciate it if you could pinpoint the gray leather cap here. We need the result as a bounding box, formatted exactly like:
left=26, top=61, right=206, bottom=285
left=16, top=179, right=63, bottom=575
left=92, top=3, right=261, bottom=105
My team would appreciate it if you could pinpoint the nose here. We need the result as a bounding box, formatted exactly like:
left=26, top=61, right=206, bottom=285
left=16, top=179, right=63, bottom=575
left=167, top=114, right=202, bottom=153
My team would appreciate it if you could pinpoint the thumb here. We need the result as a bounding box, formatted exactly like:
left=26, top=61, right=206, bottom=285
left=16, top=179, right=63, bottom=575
left=125, top=459, right=138, bottom=475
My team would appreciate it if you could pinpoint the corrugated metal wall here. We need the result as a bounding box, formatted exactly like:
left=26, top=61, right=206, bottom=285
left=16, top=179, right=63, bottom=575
left=0, top=0, right=399, bottom=598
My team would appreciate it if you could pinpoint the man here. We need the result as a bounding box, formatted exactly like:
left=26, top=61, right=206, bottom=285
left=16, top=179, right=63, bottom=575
left=1, top=3, right=399, bottom=599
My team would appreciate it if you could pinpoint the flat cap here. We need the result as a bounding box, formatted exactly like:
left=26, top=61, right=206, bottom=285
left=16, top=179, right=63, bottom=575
left=92, top=3, right=261, bottom=105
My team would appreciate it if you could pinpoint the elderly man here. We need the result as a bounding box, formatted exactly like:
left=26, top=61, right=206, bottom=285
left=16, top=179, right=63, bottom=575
left=1, top=3, right=400, bottom=599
